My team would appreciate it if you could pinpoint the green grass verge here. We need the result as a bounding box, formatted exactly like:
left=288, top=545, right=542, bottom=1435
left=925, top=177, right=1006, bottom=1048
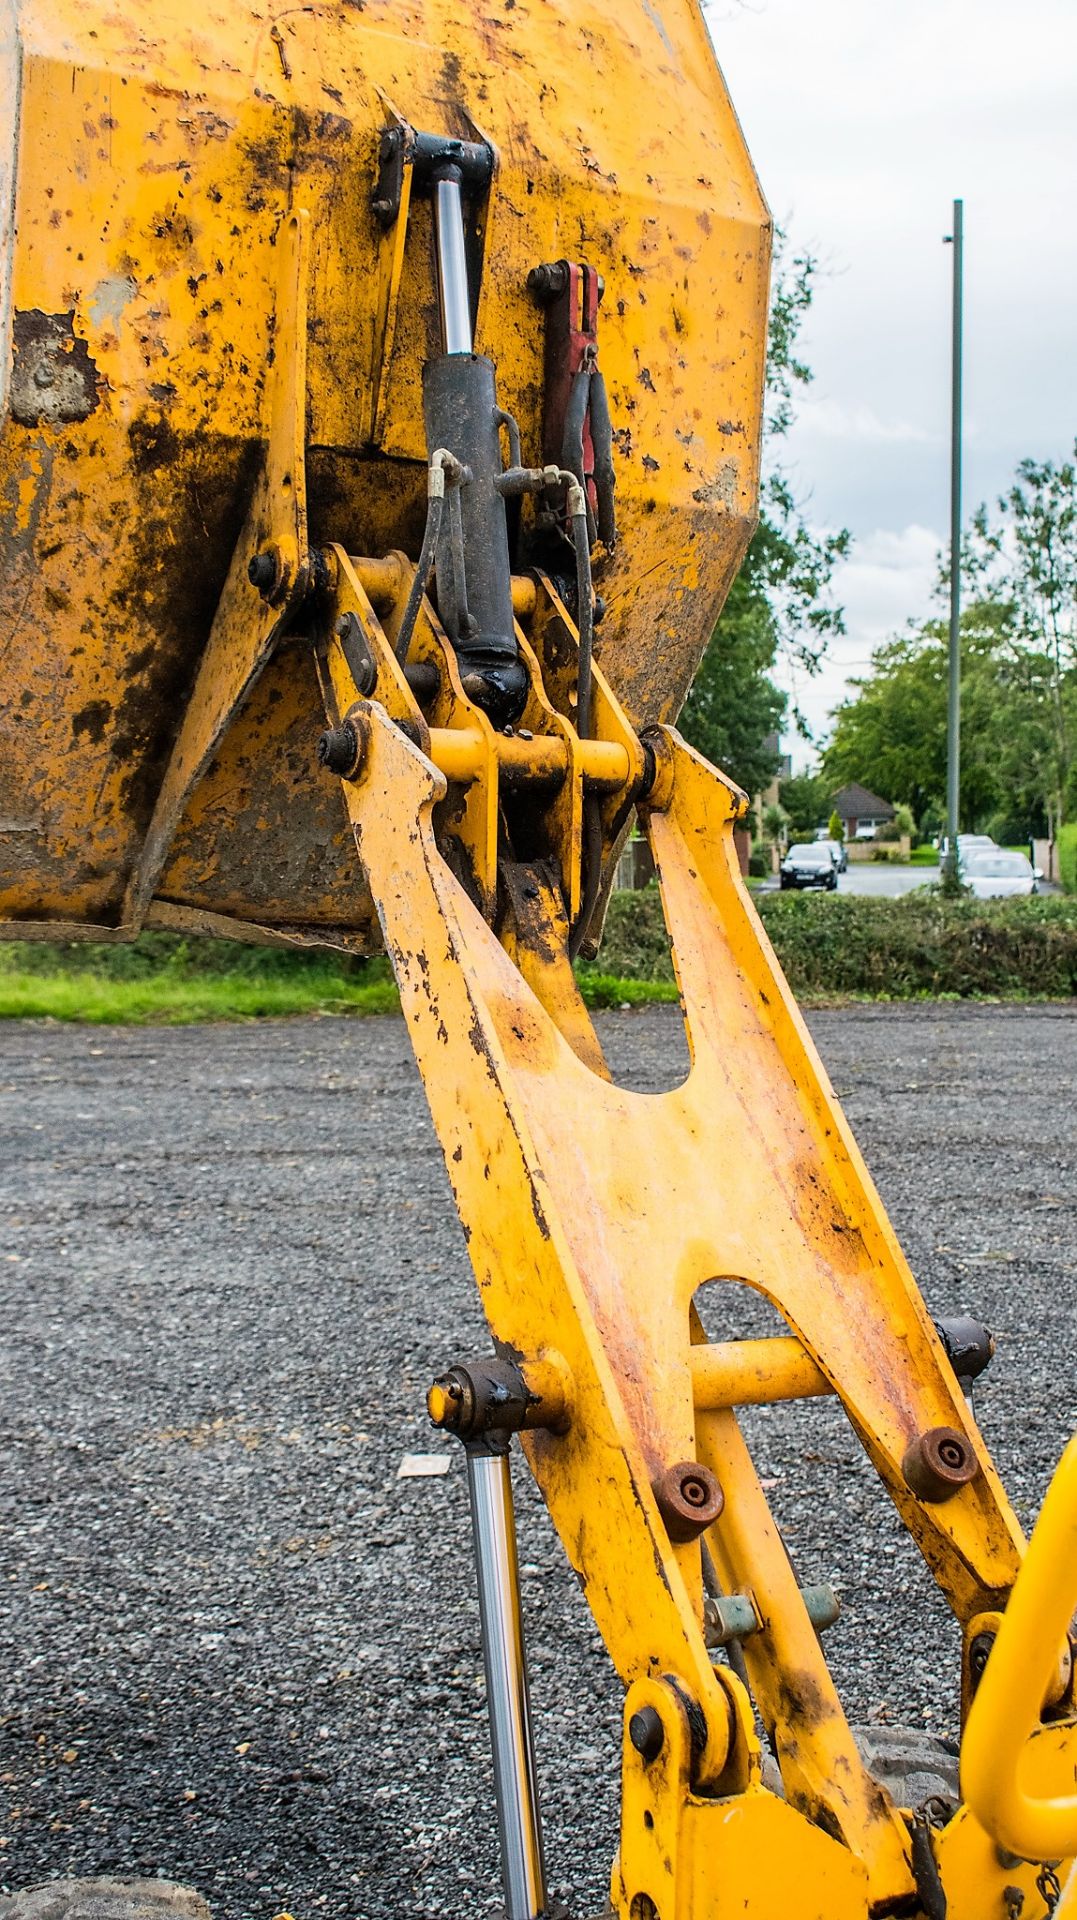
left=2, top=887, right=1075, bottom=1020
left=908, top=845, right=940, bottom=865
left=0, top=969, right=401, bottom=1024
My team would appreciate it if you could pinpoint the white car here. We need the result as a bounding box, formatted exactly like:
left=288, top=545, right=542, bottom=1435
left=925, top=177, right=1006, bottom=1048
left=961, top=849, right=1038, bottom=898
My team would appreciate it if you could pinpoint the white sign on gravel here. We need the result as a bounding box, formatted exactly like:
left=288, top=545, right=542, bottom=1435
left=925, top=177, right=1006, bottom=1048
left=396, top=1453, right=452, bottom=1478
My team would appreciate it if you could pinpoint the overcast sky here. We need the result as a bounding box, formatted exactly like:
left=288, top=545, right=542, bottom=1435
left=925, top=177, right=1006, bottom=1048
left=704, top=0, right=1077, bottom=762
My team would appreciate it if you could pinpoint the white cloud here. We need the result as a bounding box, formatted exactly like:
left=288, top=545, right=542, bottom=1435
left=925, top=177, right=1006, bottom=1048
left=703, top=0, right=1077, bottom=535
left=697, top=0, right=1077, bottom=764
left=773, top=526, right=942, bottom=754
left=793, top=398, right=937, bottom=448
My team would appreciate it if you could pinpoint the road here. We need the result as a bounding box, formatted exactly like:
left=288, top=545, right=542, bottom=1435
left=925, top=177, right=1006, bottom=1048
left=1, top=1008, right=1074, bottom=1919
left=761, top=863, right=935, bottom=897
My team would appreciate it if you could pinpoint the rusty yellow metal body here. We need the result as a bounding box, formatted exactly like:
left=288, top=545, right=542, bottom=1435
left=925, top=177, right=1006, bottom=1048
left=962, top=1436, right=1077, bottom=1866
left=0, top=0, right=767, bottom=943
left=4, top=2, right=1076, bottom=1916
left=319, top=569, right=1077, bottom=1917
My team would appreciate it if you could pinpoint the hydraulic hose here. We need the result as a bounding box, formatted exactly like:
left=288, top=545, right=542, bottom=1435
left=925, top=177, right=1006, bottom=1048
left=565, top=472, right=599, bottom=959
left=394, top=450, right=464, bottom=667
left=588, top=367, right=617, bottom=550
left=561, top=364, right=598, bottom=547
left=570, top=490, right=594, bottom=742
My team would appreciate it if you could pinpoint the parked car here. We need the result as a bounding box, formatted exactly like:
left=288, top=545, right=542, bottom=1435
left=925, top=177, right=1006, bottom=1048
left=812, top=827, right=846, bottom=868
left=939, top=833, right=996, bottom=862
left=961, top=849, right=1038, bottom=898
left=853, top=822, right=877, bottom=841
left=781, top=843, right=838, bottom=891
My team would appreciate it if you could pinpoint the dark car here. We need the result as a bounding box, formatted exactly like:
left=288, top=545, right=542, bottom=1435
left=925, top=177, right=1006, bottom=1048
left=780, top=843, right=839, bottom=891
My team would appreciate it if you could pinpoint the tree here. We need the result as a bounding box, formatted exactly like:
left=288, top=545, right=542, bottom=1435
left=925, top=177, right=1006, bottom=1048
left=961, top=446, right=1077, bottom=835
left=779, top=771, right=830, bottom=833
left=827, top=810, right=844, bottom=843
left=762, top=803, right=788, bottom=846
left=679, top=235, right=851, bottom=788
left=677, top=550, right=786, bottom=795
left=822, top=600, right=1032, bottom=831
left=757, top=246, right=852, bottom=686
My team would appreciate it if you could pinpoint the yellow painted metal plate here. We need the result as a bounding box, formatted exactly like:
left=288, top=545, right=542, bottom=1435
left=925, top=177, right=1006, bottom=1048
left=0, top=0, right=769, bottom=938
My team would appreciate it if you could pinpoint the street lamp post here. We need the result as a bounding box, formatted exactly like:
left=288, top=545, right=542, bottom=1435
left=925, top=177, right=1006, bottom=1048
left=943, top=199, right=964, bottom=886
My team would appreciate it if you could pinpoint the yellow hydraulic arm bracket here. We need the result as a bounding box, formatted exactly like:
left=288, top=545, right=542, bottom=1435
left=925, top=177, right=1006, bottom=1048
left=962, top=1436, right=1077, bottom=1886
left=124, top=209, right=314, bottom=928
left=313, top=552, right=1077, bottom=1919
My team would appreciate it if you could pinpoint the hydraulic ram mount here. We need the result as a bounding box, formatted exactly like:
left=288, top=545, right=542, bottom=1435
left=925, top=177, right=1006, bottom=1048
left=221, top=134, right=1077, bottom=1920
left=312, top=555, right=1077, bottom=1918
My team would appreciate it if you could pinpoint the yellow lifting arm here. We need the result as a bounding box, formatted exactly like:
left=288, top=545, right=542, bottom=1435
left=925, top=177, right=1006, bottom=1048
left=962, top=1437, right=1077, bottom=1864
left=313, top=541, right=1077, bottom=1920
left=4, top=0, right=1076, bottom=1911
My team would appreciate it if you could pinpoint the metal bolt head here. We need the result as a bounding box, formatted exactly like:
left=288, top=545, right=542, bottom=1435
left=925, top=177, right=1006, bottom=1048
left=427, top=1377, right=466, bottom=1432
left=316, top=722, right=360, bottom=778
left=628, top=1705, right=664, bottom=1764
left=653, top=1460, right=724, bottom=1542
left=527, top=260, right=569, bottom=302
left=248, top=549, right=279, bottom=594
left=903, top=1426, right=979, bottom=1504
left=968, top=1631, right=994, bottom=1685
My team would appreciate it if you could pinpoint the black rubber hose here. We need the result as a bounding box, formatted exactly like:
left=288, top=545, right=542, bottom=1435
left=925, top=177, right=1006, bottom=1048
left=447, top=483, right=475, bottom=639
left=567, top=491, right=599, bottom=961
left=588, top=367, right=617, bottom=550
left=569, top=795, right=603, bottom=964
left=394, top=490, right=445, bottom=666
left=561, top=366, right=598, bottom=547
left=572, top=501, right=595, bottom=742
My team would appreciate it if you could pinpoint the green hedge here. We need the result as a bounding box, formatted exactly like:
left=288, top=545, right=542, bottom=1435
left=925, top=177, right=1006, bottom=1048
left=0, top=931, right=392, bottom=984
left=3, top=890, right=1076, bottom=1016
left=593, top=886, right=1077, bottom=999
left=1060, top=823, right=1077, bottom=896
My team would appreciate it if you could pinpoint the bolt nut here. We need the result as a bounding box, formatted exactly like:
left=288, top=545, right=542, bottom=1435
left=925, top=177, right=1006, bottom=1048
left=903, top=1425, right=980, bottom=1504
left=968, top=1630, right=994, bottom=1689
left=248, top=549, right=280, bottom=595
left=628, top=1705, right=664, bottom=1765
left=316, top=722, right=361, bottom=779
left=653, top=1460, right=724, bottom=1543
left=527, top=260, right=569, bottom=302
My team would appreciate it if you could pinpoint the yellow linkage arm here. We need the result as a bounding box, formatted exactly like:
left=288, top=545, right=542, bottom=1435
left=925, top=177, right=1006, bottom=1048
left=317, top=562, right=1076, bottom=1920
left=962, top=1436, right=1077, bottom=1863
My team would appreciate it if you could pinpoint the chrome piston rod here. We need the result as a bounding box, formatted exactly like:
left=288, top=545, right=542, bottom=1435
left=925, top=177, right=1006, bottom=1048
left=465, top=1444, right=548, bottom=1920
left=433, top=172, right=473, bottom=355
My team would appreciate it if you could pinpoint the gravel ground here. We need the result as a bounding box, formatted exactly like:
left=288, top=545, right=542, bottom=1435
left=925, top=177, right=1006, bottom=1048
left=1, top=1005, right=1074, bottom=1920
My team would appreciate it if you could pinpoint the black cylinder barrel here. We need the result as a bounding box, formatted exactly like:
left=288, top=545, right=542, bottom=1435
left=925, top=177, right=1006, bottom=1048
left=422, top=353, right=527, bottom=726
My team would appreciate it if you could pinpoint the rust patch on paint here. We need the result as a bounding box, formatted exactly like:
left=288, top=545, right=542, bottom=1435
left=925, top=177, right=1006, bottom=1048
left=10, top=312, right=101, bottom=426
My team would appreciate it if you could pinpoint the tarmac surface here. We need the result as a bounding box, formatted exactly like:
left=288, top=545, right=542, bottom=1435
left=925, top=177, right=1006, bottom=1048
left=1, top=1005, right=1075, bottom=1920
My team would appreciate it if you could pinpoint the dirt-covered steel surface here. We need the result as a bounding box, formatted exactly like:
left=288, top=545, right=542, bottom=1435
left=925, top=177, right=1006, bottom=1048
left=1, top=1006, right=1074, bottom=1919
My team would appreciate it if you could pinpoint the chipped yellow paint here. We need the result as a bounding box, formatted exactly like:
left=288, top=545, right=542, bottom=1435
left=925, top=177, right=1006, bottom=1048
left=318, top=572, right=1077, bottom=1916
left=0, top=0, right=769, bottom=939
